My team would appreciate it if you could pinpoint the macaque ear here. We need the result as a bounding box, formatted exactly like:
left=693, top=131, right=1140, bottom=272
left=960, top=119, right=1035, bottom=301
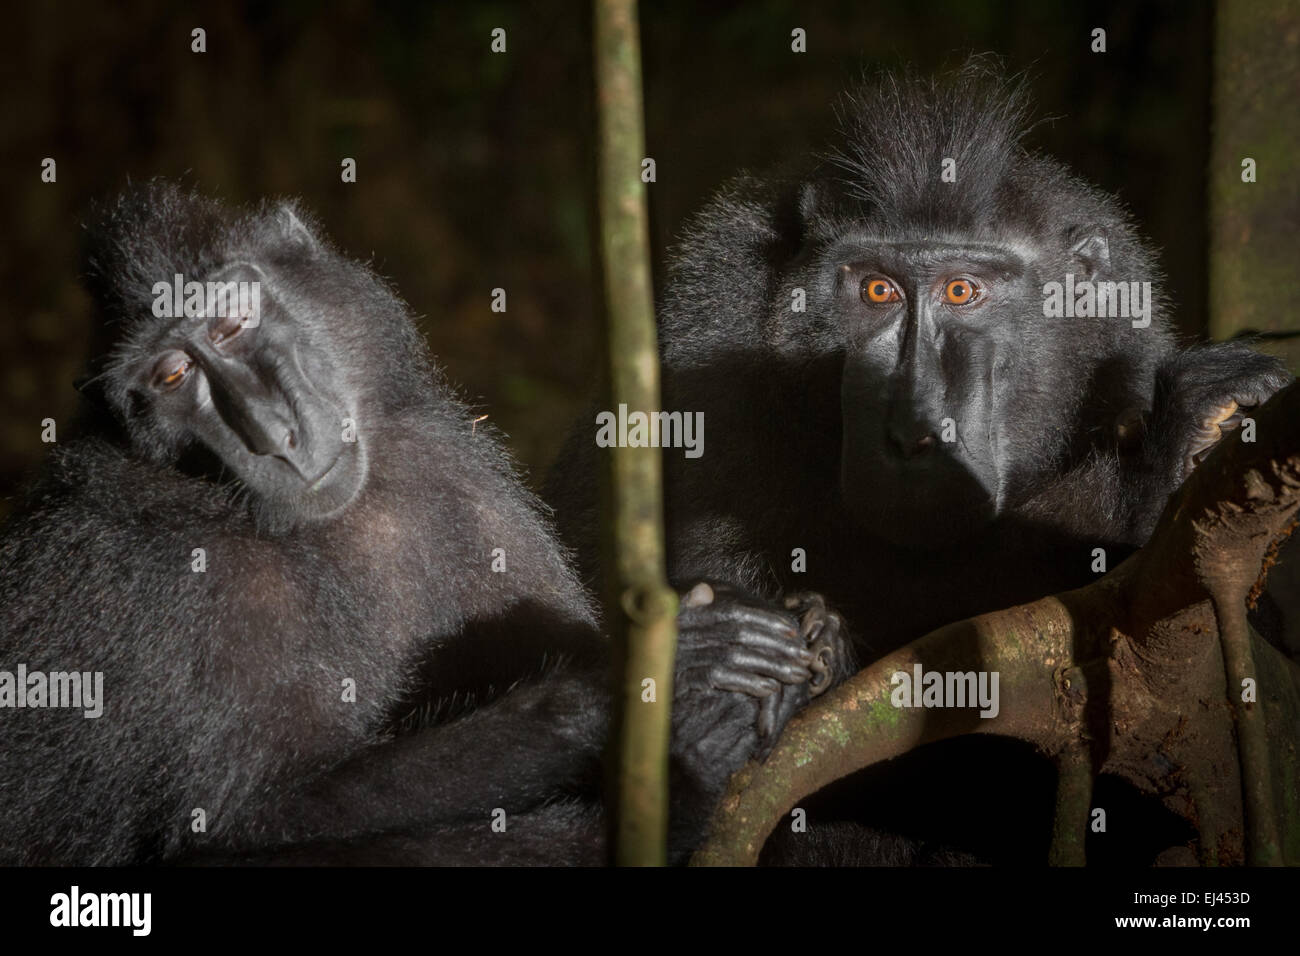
left=797, top=181, right=822, bottom=225
left=1069, top=229, right=1110, bottom=280
left=769, top=181, right=823, bottom=260
left=275, top=204, right=319, bottom=253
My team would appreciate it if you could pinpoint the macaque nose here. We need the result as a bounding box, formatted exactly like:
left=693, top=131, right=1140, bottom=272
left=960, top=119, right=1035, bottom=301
left=888, top=429, right=937, bottom=460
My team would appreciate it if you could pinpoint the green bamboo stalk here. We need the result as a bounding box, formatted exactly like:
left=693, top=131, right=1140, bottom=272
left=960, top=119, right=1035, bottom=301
left=592, top=0, right=678, bottom=867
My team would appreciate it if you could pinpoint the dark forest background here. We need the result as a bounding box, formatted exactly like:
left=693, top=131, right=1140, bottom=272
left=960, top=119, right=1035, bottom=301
left=0, top=0, right=1215, bottom=511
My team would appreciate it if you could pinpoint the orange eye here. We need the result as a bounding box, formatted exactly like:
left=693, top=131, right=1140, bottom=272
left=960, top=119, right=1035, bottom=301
left=861, top=277, right=900, bottom=304
left=152, top=351, right=192, bottom=391
left=943, top=278, right=979, bottom=305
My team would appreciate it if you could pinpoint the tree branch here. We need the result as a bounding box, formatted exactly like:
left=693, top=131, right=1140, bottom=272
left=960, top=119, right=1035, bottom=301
left=695, top=382, right=1300, bottom=866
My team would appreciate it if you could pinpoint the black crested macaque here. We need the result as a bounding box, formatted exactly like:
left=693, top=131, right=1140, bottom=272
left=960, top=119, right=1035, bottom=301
left=0, top=182, right=846, bottom=865
left=547, top=63, right=1293, bottom=864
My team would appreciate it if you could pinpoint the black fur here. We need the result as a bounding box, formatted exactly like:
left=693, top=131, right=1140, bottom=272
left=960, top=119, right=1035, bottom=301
left=0, top=183, right=838, bottom=865
left=547, top=62, right=1293, bottom=863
